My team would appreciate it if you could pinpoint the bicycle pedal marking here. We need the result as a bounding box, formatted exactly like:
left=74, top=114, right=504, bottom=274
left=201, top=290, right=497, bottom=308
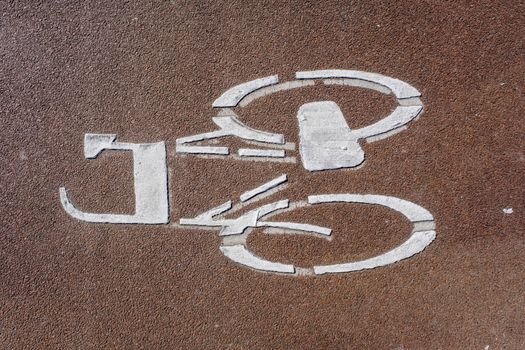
left=59, top=69, right=436, bottom=276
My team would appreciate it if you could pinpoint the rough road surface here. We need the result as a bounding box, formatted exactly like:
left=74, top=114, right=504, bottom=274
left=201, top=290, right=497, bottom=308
left=1, top=1, right=524, bottom=349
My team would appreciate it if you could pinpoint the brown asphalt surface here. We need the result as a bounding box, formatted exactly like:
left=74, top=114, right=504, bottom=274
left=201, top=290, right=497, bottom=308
left=1, top=1, right=524, bottom=349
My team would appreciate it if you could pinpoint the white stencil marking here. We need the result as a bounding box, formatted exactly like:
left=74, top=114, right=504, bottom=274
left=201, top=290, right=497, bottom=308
left=314, top=230, right=436, bottom=274
left=296, top=70, right=421, bottom=99
left=257, top=221, right=332, bottom=236
left=213, top=75, right=279, bottom=108
left=308, top=194, right=434, bottom=222
left=238, top=79, right=316, bottom=107
left=238, top=148, right=285, bottom=158
left=239, top=174, right=288, bottom=202
left=60, top=134, right=169, bottom=224
left=175, top=145, right=229, bottom=155
left=220, top=244, right=295, bottom=274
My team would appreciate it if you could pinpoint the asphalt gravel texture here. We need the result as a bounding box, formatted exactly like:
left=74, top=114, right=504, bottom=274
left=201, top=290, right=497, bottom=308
left=1, top=1, right=524, bottom=349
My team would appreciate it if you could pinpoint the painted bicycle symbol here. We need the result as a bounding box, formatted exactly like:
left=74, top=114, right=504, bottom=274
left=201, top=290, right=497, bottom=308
left=59, top=69, right=436, bottom=276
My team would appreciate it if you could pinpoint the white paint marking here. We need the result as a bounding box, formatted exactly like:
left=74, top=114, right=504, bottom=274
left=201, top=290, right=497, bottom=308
left=257, top=221, right=332, bottom=236
left=213, top=115, right=284, bottom=144
left=297, top=102, right=423, bottom=170
left=242, top=140, right=295, bottom=150
left=365, top=126, right=408, bottom=143
left=228, top=197, right=290, bottom=218
left=412, top=220, right=436, bottom=232
left=296, top=70, right=421, bottom=99
left=175, top=130, right=227, bottom=145
left=220, top=244, right=295, bottom=274
left=180, top=191, right=436, bottom=275
left=238, top=79, right=316, bottom=107
left=195, top=201, right=232, bottom=219
left=308, top=194, right=434, bottom=222
left=314, top=230, right=436, bottom=274
left=175, top=113, right=284, bottom=155
left=398, top=97, right=423, bottom=106
left=83, top=133, right=117, bottom=158
left=180, top=206, right=258, bottom=236
left=60, top=134, right=169, bottom=224
left=179, top=198, right=290, bottom=236
left=175, top=144, right=229, bottom=155
left=221, top=234, right=247, bottom=246
left=298, top=101, right=364, bottom=171
left=219, top=211, right=259, bottom=236
left=253, top=199, right=290, bottom=218
left=352, top=106, right=423, bottom=140
left=255, top=200, right=309, bottom=220
left=232, top=155, right=296, bottom=163
left=238, top=148, right=285, bottom=158
left=176, top=153, right=296, bottom=164
left=262, top=227, right=332, bottom=240
left=212, top=75, right=279, bottom=108
left=234, top=184, right=288, bottom=209
left=322, top=78, right=391, bottom=95
left=305, top=193, right=435, bottom=274
left=295, top=267, right=315, bottom=276
left=240, top=174, right=288, bottom=202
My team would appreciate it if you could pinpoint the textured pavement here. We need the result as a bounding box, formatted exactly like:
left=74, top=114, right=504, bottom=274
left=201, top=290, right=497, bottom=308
left=1, top=1, right=524, bottom=349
